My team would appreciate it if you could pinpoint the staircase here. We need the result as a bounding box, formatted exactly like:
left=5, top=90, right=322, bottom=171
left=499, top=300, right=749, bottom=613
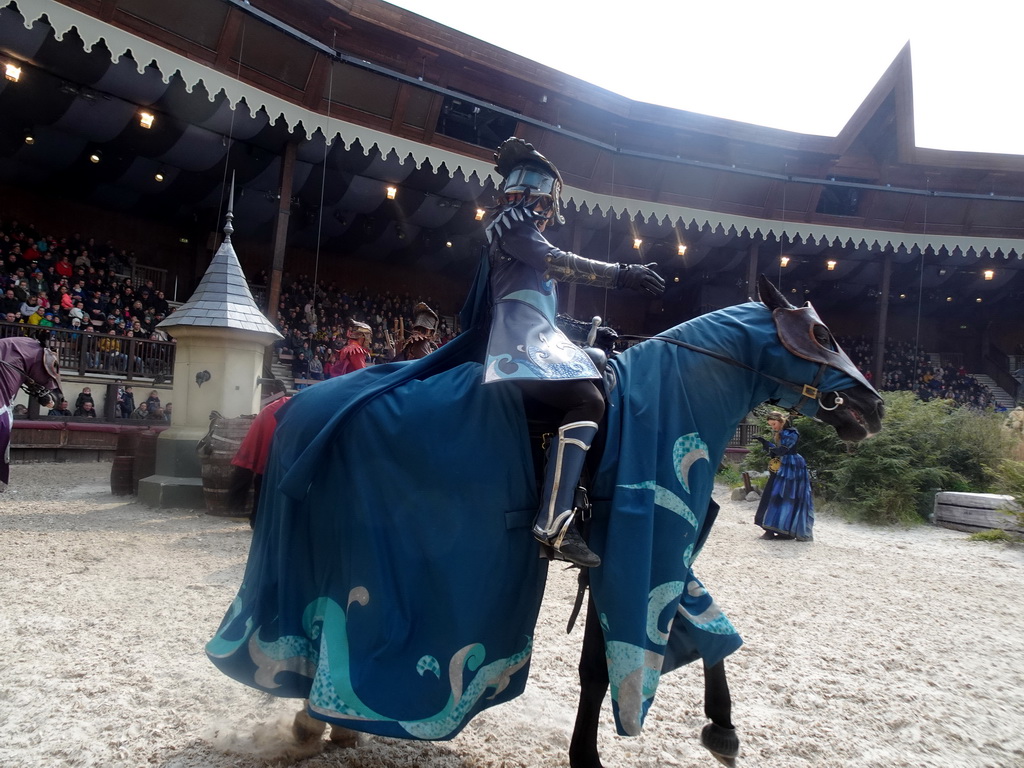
left=269, top=352, right=300, bottom=395
left=968, top=373, right=1017, bottom=410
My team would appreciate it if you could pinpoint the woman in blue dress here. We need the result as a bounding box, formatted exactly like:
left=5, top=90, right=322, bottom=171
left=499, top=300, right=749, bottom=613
left=753, top=411, right=814, bottom=541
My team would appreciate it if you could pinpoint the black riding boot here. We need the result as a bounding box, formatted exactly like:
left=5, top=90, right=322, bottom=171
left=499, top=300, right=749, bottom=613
left=532, top=420, right=601, bottom=568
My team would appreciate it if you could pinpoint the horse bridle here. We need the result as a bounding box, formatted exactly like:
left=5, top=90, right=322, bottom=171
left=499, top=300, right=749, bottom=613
left=614, top=334, right=843, bottom=415
left=0, top=358, right=60, bottom=404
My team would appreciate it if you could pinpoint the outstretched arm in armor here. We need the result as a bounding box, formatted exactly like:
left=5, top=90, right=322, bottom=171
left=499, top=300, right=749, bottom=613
left=495, top=220, right=666, bottom=296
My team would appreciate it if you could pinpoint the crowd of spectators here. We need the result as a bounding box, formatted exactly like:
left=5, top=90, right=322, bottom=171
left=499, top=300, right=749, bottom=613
left=0, top=218, right=173, bottom=344
left=839, top=335, right=997, bottom=409
left=8, top=216, right=1006, bottom=417
left=263, top=271, right=458, bottom=382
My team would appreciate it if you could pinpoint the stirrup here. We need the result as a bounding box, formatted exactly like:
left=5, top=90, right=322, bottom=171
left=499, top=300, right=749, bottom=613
left=534, top=514, right=601, bottom=569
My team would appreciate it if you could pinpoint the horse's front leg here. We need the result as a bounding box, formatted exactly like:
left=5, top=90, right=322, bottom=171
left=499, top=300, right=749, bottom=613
left=568, top=598, right=607, bottom=768
left=700, top=660, right=740, bottom=767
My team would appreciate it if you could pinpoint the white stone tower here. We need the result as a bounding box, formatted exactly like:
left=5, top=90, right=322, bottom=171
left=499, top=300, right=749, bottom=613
left=138, top=184, right=282, bottom=507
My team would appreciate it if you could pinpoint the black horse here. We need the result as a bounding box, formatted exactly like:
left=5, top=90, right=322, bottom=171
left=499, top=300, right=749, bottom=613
left=208, top=277, right=884, bottom=766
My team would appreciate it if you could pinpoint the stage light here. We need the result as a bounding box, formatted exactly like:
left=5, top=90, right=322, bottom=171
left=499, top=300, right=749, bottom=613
left=677, top=243, right=687, bottom=256
left=780, top=256, right=790, bottom=267
left=946, top=296, right=953, bottom=302
left=826, top=259, right=837, bottom=271
left=976, top=297, right=983, bottom=303
left=89, top=151, right=102, bottom=164
left=633, top=238, right=642, bottom=250
left=445, top=240, right=453, bottom=248
left=984, top=269, right=994, bottom=280
left=139, top=111, right=155, bottom=129
left=386, top=186, right=397, bottom=200
left=23, top=131, right=34, bottom=145
left=475, top=208, right=485, bottom=221
left=154, top=171, right=165, bottom=182
left=5, top=63, right=21, bottom=82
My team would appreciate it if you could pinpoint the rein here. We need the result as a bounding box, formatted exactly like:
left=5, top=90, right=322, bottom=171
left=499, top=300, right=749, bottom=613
left=616, top=334, right=841, bottom=414
left=0, top=358, right=56, bottom=403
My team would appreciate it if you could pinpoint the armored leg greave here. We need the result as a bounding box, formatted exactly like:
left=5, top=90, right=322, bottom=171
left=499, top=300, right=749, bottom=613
left=533, top=420, right=601, bottom=568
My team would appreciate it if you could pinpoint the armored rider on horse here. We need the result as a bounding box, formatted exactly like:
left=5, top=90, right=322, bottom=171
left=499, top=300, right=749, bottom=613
left=483, top=138, right=665, bottom=567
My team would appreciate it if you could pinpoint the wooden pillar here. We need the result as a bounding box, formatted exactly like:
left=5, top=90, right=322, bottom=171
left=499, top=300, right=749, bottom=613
left=873, top=253, right=892, bottom=385
left=266, top=141, right=297, bottom=324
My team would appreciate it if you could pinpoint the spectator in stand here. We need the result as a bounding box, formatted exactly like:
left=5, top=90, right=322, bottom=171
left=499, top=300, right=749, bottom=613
left=55, top=253, right=74, bottom=279
left=145, top=390, right=161, bottom=412
left=163, top=402, right=173, bottom=422
left=48, top=399, right=72, bottom=417
left=19, top=294, right=40, bottom=318
left=74, top=387, right=94, bottom=412
left=307, top=353, right=324, bottom=381
left=151, top=290, right=169, bottom=316
left=84, top=291, right=107, bottom=324
left=25, top=305, right=44, bottom=326
left=99, top=329, right=127, bottom=371
left=291, top=351, right=310, bottom=387
left=131, top=401, right=149, bottom=420
left=148, top=406, right=166, bottom=421
left=123, top=330, right=144, bottom=372
left=0, top=288, right=20, bottom=315
left=119, top=385, right=136, bottom=418
left=74, top=400, right=97, bottom=418
left=12, top=278, right=30, bottom=302
left=27, top=269, right=47, bottom=296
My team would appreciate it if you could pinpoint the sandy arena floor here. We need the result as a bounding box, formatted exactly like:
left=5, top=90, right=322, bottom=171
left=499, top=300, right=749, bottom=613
left=1, top=461, right=1022, bottom=767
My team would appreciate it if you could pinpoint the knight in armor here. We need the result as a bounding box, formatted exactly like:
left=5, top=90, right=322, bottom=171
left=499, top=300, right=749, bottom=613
left=484, top=137, right=665, bottom=567
left=396, top=302, right=440, bottom=361
left=330, top=320, right=373, bottom=376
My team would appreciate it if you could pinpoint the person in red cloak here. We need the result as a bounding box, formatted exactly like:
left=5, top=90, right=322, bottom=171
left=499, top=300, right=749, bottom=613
left=329, top=320, right=372, bottom=377
left=229, top=384, right=290, bottom=527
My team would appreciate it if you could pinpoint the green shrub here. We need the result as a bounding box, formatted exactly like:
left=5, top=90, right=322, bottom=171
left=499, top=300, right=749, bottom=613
left=716, top=463, right=742, bottom=487
left=968, top=528, right=1017, bottom=543
left=988, top=458, right=1024, bottom=539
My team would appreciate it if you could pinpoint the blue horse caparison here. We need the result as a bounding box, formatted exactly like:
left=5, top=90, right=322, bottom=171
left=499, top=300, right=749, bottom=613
left=207, top=288, right=877, bottom=747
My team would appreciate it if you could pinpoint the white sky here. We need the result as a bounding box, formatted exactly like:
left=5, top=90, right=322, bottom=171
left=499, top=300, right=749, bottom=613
left=384, top=0, right=1024, bottom=156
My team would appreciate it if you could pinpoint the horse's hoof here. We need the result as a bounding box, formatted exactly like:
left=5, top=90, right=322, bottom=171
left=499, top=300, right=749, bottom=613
left=328, top=725, right=359, bottom=748
left=701, top=723, right=739, bottom=766
left=292, top=709, right=327, bottom=744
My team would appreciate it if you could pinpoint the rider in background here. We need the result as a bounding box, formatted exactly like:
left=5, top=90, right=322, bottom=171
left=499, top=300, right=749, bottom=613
left=484, top=138, right=665, bottom=567
left=395, top=302, right=440, bottom=361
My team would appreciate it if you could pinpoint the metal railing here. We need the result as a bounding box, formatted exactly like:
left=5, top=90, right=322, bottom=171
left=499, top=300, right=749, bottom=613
left=131, top=263, right=168, bottom=293
left=0, top=322, right=175, bottom=381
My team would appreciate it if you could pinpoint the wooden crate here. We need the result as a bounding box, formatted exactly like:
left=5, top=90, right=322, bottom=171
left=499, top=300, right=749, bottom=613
left=933, top=492, right=1024, bottom=535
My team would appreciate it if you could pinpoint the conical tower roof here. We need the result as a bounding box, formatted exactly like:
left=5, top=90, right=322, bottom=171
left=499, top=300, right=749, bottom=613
left=158, top=184, right=281, bottom=339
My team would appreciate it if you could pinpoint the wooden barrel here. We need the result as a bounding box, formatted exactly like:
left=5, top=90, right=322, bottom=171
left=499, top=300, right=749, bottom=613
left=198, top=415, right=255, bottom=516
left=110, top=430, right=140, bottom=496
left=110, top=455, right=134, bottom=495
left=133, top=430, right=160, bottom=494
